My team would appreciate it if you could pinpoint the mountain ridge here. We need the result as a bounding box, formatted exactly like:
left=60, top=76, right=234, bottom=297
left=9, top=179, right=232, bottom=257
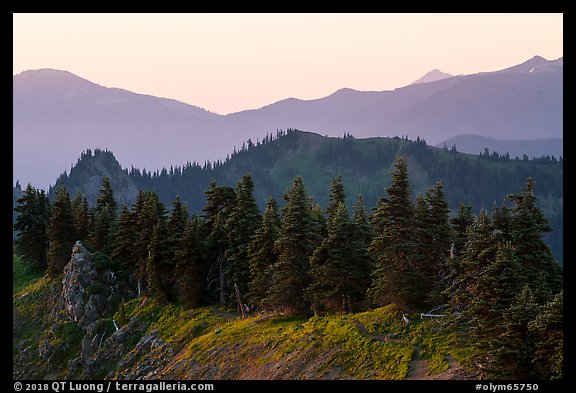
left=14, top=55, right=562, bottom=190
left=410, top=69, right=454, bottom=85
left=44, top=129, right=563, bottom=263
left=436, top=134, right=563, bottom=159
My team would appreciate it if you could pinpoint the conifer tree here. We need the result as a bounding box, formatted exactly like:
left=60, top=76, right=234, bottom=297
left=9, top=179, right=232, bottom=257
left=450, top=202, right=474, bottom=257
left=207, top=213, right=229, bottom=305
left=175, top=217, right=205, bottom=307
left=308, top=202, right=369, bottom=313
left=326, top=174, right=345, bottom=229
left=469, top=241, right=522, bottom=377
left=202, top=180, right=236, bottom=304
left=265, top=176, right=316, bottom=314
left=225, top=174, right=261, bottom=302
left=110, top=205, right=138, bottom=280
left=351, top=194, right=373, bottom=249
left=167, top=196, right=189, bottom=240
left=349, top=194, right=374, bottom=310
left=447, top=209, right=497, bottom=318
left=91, top=177, right=117, bottom=253
left=368, top=155, right=418, bottom=310
left=412, top=193, right=433, bottom=308
left=445, top=202, right=474, bottom=306
left=420, top=181, right=453, bottom=307
left=71, top=192, right=90, bottom=243
left=487, top=285, right=538, bottom=379
left=309, top=201, right=328, bottom=252
left=308, top=202, right=349, bottom=312
left=507, top=177, right=562, bottom=301
left=47, top=187, right=75, bottom=277
left=247, top=197, right=281, bottom=308
left=147, top=217, right=171, bottom=301
left=490, top=204, right=513, bottom=243
left=14, top=184, right=50, bottom=272
left=163, top=196, right=189, bottom=299
left=134, top=190, right=166, bottom=295
left=528, top=291, right=563, bottom=379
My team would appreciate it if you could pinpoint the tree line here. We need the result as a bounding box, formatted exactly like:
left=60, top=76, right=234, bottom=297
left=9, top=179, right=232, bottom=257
left=14, top=155, right=562, bottom=379
left=48, top=131, right=564, bottom=264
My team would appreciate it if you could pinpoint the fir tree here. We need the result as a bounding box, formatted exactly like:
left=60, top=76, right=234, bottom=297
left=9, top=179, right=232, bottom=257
left=368, top=155, right=418, bottom=310
left=487, top=285, right=538, bottom=379
left=507, top=177, right=562, bottom=301
left=447, top=209, right=498, bottom=318
left=14, top=184, right=50, bottom=272
left=352, top=194, right=374, bottom=249
left=310, top=201, right=328, bottom=243
left=225, top=174, right=261, bottom=303
left=167, top=196, right=189, bottom=240
left=418, top=181, right=453, bottom=307
left=134, top=191, right=166, bottom=295
left=490, top=204, right=513, bottom=243
left=147, top=217, right=171, bottom=301
left=110, top=205, right=138, bottom=280
left=46, top=187, right=75, bottom=277
left=265, top=176, right=316, bottom=314
left=91, top=177, right=117, bottom=253
left=202, top=180, right=236, bottom=304
left=349, top=194, right=374, bottom=310
left=528, top=291, right=563, bottom=379
left=450, top=202, right=474, bottom=257
left=308, top=202, right=369, bottom=313
left=163, top=196, right=189, bottom=299
left=71, top=192, right=90, bottom=243
left=206, top=213, right=229, bottom=305
left=445, top=202, right=474, bottom=308
left=326, top=174, right=345, bottom=229
left=175, top=217, right=206, bottom=307
left=247, top=197, right=281, bottom=308
left=469, top=241, right=522, bottom=377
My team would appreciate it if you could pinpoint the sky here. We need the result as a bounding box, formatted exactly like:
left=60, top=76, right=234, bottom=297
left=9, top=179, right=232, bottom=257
left=13, top=13, right=563, bottom=115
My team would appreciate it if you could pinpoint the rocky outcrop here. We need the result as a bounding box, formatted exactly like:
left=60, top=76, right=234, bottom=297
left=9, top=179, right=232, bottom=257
left=62, top=241, right=120, bottom=327
left=113, top=328, right=174, bottom=380
left=60, top=241, right=123, bottom=366
left=76, top=317, right=146, bottom=379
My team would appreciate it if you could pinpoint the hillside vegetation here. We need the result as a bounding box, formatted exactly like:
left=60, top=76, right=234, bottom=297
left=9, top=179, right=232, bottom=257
left=14, top=138, right=562, bottom=381
left=13, top=271, right=476, bottom=380
left=49, top=130, right=563, bottom=263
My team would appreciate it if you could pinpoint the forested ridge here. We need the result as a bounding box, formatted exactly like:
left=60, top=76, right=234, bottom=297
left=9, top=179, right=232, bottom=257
left=15, top=152, right=563, bottom=379
left=48, top=129, right=563, bottom=263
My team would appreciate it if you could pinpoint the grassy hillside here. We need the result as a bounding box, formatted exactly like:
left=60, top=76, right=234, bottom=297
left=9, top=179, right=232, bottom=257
left=13, top=272, right=477, bottom=380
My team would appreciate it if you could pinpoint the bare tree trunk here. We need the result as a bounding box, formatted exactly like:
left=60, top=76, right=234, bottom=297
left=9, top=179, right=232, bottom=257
left=235, top=283, right=246, bottom=318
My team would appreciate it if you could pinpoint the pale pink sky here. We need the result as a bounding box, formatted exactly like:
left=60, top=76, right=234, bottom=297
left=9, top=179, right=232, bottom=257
left=13, top=13, right=563, bottom=115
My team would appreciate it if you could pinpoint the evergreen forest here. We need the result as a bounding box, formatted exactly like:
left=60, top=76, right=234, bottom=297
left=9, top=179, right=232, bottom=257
left=15, top=153, right=563, bottom=380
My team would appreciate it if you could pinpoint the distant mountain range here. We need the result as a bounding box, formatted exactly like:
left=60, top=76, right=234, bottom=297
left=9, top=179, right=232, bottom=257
left=13, top=55, right=562, bottom=190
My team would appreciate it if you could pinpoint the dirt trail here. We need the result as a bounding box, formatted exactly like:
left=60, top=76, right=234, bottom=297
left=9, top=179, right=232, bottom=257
left=405, top=346, right=429, bottom=380
left=351, top=320, right=475, bottom=380
left=352, top=321, right=403, bottom=343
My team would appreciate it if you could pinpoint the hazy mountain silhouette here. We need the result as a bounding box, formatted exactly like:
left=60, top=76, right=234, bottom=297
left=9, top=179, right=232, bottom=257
left=436, top=134, right=563, bottom=159
left=410, top=69, right=453, bottom=85
left=13, top=56, right=562, bottom=190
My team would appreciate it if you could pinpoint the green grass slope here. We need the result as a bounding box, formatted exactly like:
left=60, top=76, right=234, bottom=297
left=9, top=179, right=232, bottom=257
left=14, top=267, right=477, bottom=380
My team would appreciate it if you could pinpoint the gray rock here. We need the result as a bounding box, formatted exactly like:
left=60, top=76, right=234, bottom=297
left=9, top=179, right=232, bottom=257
left=61, top=241, right=119, bottom=328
